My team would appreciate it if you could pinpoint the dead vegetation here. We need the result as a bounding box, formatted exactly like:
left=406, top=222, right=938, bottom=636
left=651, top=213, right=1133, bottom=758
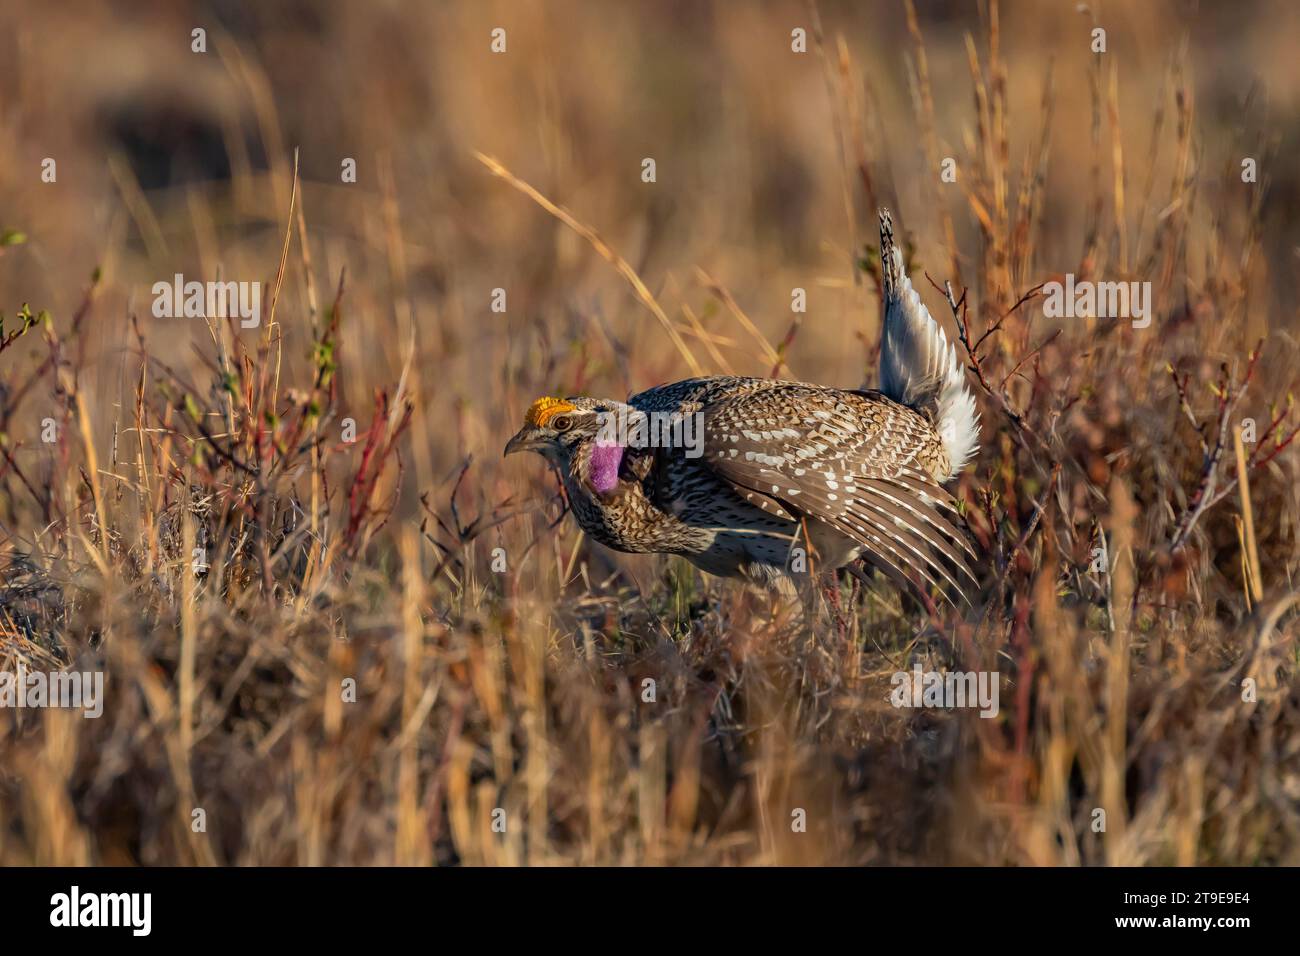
left=1, top=0, right=1298, bottom=865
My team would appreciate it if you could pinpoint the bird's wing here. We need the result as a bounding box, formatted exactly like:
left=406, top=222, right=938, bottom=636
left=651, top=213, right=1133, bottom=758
left=698, top=385, right=979, bottom=603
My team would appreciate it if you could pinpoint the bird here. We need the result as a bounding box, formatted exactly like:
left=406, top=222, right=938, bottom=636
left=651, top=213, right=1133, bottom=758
left=504, top=209, right=982, bottom=604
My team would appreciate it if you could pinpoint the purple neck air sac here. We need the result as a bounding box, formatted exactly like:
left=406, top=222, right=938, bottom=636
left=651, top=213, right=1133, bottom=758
left=588, top=442, right=625, bottom=494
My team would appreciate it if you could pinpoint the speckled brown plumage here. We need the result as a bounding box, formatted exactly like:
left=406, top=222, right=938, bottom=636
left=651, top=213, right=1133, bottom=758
left=505, top=378, right=978, bottom=602
left=504, top=210, right=982, bottom=603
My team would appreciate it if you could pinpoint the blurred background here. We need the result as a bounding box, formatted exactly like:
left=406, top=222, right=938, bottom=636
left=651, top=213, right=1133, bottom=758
left=1, top=0, right=1298, bottom=865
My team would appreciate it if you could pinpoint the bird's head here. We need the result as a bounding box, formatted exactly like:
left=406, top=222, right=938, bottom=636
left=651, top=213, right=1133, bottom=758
left=505, top=396, right=638, bottom=496
left=502, top=395, right=613, bottom=461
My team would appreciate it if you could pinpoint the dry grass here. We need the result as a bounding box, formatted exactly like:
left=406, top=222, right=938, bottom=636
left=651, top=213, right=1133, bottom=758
left=1, top=0, right=1299, bottom=865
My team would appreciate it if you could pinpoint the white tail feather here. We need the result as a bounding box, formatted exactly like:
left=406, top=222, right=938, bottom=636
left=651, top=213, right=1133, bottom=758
left=877, top=209, right=979, bottom=481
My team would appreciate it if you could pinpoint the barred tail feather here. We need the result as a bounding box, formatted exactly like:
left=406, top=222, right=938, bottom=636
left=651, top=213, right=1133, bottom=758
left=877, top=208, right=980, bottom=481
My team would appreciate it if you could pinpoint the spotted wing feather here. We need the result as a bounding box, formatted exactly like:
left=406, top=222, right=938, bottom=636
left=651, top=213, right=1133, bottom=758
left=698, top=385, right=978, bottom=603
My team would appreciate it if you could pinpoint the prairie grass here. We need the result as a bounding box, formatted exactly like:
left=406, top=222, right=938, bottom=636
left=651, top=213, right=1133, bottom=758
left=1, top=0, right=1298, bottom=865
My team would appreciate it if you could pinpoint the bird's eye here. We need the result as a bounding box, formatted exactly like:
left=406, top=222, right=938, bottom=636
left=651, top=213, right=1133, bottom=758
left=551, top=415, right=572, bottom=432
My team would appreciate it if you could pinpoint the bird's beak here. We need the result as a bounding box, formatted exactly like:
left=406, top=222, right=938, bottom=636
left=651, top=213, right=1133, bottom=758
left=503, top=427, right=543, bottom=458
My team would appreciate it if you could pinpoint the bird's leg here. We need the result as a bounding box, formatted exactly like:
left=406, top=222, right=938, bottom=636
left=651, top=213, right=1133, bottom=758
left=822, top=574, right=848, bottom=642
left=795, top=581, right=817, bottom=630
left=725, top=584, right=768, bottom=664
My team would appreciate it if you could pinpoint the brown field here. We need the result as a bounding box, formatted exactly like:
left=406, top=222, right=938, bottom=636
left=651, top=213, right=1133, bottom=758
left=1, top=0, right=1298, bottom=865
